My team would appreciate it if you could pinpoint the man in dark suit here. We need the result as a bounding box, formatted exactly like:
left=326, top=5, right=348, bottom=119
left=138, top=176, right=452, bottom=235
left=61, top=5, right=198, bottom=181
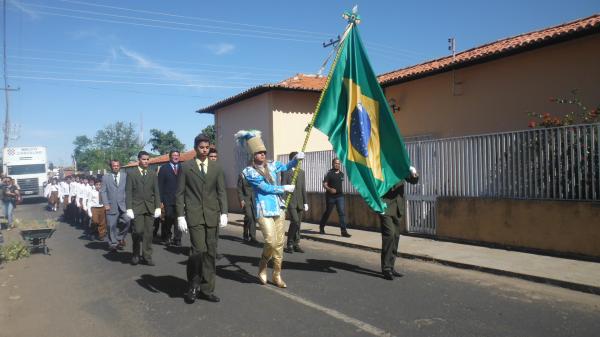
left=176, top=134, right=228, bottom=303
left=282, top=151, right=308, bottom=254
left=158, top=150, right=182, bottom=246
left=237, top=171, right=257, bottom=244
left=100, top=159, right=131, bottom=251
left=126, top=151, right=161, bottom=266
left=379, top=166, right=419, bottom=280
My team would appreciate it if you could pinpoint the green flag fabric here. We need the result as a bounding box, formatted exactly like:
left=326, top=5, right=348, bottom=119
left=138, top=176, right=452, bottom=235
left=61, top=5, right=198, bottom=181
left=314, top=23, right=411, bottom=213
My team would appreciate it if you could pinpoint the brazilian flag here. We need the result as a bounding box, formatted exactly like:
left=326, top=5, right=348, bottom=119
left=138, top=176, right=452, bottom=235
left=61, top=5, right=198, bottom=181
left=314, top=22, right=411, bottom=213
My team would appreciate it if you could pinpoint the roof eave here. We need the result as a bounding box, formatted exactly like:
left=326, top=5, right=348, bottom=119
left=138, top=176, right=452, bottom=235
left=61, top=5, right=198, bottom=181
left=381, top=24, right=600, bottom=87
left=196, top=86, right=322, bottom=114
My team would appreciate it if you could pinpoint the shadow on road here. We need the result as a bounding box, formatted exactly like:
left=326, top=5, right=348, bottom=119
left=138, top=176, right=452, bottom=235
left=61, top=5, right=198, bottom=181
left=164, top=245, right=190, bottom=256
left=217, top=261, right=260, bottom=284
left=213, top=254, right=384, bottom=283
left=136, top=274, right=187, bottom=298
left=220, top=234, right=263, bottom=248
left=102, top=250, right=134, bottom=264
left=219, top=234, right=244, bottom=243
left=304, top=259, right=384, bottom=279
left=84, top=241, right=108, bottom=250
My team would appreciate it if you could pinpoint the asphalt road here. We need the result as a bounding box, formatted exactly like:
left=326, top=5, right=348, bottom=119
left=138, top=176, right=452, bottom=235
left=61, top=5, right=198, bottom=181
left=1, top=202, right=600, bottom=337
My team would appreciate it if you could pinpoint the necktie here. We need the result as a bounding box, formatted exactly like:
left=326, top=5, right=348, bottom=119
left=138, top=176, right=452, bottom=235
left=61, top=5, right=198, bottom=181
left=142, top=169, right=147, bottom=176
left=200, top=163, right=205, bottom=177
left=114, top=174, right=118, bottom=186
left=173, top=165, right=178, bottom=175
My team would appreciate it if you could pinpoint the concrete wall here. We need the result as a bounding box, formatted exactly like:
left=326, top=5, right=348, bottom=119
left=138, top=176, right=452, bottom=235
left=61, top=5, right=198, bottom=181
left=215, top=92, right=272, bottom=188
left=385, top=34, right=600, bottom=139
left=227, top=187, right=383, bottom=230
left=437, top=197, right=600, bottom=258
left=271, top=90, right=332, bottom=158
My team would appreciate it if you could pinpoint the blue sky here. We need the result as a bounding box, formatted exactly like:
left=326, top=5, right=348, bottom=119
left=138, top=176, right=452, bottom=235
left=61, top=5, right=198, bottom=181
left=3, top=0, right=599, bottom=166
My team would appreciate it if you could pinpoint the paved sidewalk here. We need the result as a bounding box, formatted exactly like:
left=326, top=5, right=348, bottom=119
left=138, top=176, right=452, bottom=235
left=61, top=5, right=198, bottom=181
left=227, top=213, right=600, bottom=295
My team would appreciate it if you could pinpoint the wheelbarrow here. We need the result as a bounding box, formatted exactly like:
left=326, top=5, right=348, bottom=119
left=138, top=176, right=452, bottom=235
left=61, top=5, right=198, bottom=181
left=20, top=228, right=56, bottom=254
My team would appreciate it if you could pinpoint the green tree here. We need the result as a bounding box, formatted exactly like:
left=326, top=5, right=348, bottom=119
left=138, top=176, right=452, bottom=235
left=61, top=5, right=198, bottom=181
left=201, top=124, right=216, bottom=144
left=148, top=129, right=185, bottom=155
left=72, top=122, right=142, bottom=172
left=95, top=122, right=141, bottom=164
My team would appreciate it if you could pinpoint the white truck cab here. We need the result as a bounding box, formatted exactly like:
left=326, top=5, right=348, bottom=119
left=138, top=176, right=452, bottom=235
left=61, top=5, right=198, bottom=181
left=2, top=146, right=48, bottom=198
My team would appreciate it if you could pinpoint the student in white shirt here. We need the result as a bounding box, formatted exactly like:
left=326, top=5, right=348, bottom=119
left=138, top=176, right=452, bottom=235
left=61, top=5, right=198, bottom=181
left=59, top=177, right=71, bottom=213
left=47, top=179, right=60, bottom=212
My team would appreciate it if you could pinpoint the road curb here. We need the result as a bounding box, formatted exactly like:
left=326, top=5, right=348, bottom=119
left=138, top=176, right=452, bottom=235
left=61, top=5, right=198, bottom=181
left=228, top=220, right=600, bottom=296
left=298, top=233, right=600, bottom=296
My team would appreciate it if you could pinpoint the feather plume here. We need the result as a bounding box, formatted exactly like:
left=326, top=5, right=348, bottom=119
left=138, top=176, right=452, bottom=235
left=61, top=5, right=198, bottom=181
left=234, top=129, right=262, bottom=147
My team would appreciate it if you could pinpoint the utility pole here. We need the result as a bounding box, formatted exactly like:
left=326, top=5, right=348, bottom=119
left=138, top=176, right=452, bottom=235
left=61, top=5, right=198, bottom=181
left=448, top=37, right=461, bottom=96
left=317, top=35, right=342, bottom=77
left=2, top=0, right=19, bottom=148
left=139, top=112, right=144, bottom=147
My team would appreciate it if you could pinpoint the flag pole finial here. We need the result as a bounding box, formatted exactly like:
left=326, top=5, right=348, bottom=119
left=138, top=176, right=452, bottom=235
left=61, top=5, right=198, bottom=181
left=342, top=6, right=361, bottom=24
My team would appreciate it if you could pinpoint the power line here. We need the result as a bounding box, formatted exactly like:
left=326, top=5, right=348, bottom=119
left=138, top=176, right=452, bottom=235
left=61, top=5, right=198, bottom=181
left=57, top=0, right=333, bottom=37
left=6, top=75, right=253, bottom=88
left=8, top=55, right=290, bottom=77
left=8, top=69, right=268, bottom=87
left=13, top=2, right=429, bottom=61
left=15, top=8, right=322, bottom=43
left=24, top=2, right=326, bottom=40
left=9, top=67, right=276, bottom=83
left=12, top=47, right=296, bottom=73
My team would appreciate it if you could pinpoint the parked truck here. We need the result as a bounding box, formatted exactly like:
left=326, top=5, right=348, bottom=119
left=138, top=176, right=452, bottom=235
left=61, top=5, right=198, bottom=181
left=2, top=146, right=48, bottom=198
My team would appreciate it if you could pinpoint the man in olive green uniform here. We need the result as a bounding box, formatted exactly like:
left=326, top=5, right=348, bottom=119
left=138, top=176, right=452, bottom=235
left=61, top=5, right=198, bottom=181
left=126, top=151, right=161, bottom=266
left=282, top=151, right=308, bottom=254
left=237, top=171, right=257, bottom=244
left=379, top=166, right=419, bottom=280
left=176, top=134, right=228, bottom=303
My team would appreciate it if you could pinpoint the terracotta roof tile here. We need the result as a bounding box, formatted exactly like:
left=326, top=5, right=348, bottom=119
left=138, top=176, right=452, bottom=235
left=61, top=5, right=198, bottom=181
left=197, top=74, right=325, bottom=113
left=378, top=14, right=600, bottom=85
left=124, top=150, right=197, bottom=167
left=197, top=14, right=599, bottom=113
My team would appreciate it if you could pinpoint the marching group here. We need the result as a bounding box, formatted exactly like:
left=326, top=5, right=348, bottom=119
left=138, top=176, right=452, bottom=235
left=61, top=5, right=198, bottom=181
left=35, top=128, right=418, bottom=303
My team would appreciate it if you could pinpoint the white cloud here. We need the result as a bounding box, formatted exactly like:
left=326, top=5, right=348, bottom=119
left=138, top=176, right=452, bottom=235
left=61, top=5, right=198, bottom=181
left=119, top=46, right=203, bottom=89
left=8, top=0, right=38, bottom=19
left=206, top=43, right=235, bottom=55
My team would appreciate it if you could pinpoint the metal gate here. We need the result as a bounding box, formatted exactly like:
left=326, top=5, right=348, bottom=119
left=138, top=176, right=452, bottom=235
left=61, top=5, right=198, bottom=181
left=277, top=123, right=600, bottom=235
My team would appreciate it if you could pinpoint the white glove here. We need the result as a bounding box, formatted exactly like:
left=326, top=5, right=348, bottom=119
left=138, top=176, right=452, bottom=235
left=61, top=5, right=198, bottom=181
left=126, top=209, right=135, bottom=220
left=304, top=204, right=309, bottom=211
left=409, top=166, right=417, bottom=175
left=177, top=216, right=188, bottom=233
left=219, top=214, right=228, bottom=228
left=283, top=185, right=295, bottom=193
left=295, top=152, right=305, bottom=160
left=153, top=208, right=161, bottom=218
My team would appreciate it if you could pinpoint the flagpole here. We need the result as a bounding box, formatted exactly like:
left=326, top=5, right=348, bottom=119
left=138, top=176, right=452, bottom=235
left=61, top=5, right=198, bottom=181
left=283, top=22, right=354, bottom=209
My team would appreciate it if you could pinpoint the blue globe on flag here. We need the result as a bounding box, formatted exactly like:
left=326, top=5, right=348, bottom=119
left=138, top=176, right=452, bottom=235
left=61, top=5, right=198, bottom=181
left=350, top=102, right=371, bottom=157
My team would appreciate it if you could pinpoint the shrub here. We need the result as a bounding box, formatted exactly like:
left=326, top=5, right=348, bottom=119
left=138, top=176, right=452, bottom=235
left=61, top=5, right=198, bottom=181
left=0, top=240, right=30, bottom=263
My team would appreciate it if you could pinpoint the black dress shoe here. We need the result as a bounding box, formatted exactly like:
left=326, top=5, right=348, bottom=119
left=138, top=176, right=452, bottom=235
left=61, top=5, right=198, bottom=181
left=131, top=255, right=139, bottom=265
left=172, top=240, right=181, bottom=247
left=341, top=231, right=352, bottom=238
left=293, top=245, right=305, bottom=253
left=198, top=292, right=220, bottom=303
left=185, top=287, right=198, bottom=304
left=382, top=270, right=394, bottom=280
left=283, top=246, right=293, bottom=254
left=319, top=226, right=325, bottom=234
left=391, top=270, right=403, bottom=277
